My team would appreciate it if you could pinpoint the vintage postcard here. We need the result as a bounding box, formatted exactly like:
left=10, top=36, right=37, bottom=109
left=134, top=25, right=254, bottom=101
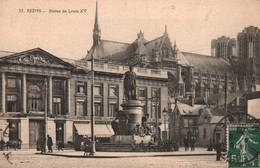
left=0, top=0, right=260, bottom=167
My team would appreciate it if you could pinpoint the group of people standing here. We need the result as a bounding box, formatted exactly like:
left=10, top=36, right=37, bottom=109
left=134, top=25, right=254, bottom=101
left=183, top=136, right=196, bottom=151
left=37, top=135, right=62, bottom=153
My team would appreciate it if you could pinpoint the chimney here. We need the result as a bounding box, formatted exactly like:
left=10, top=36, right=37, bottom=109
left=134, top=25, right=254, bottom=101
left=189, top=95, right=194, bottom=107
left=175, top=98, right=178, bottom=106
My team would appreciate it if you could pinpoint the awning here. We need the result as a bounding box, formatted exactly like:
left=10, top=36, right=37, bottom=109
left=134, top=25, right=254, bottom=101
left=74, top=123, right=90, bottom=135
left=74, top=123, right=114, bottom=137
left=95, top=124, right=114, bottom=137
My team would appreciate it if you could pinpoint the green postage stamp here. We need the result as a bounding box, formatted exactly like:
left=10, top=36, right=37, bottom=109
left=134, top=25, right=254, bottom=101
left=228, top=125, right=260, bottom=168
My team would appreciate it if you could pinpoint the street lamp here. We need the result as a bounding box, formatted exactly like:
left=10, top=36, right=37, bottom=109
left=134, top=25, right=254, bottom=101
left=163, top=108, right=167, bottom=132
left=162, top=108, right=168, bottom=141
left=57, top=126, right=62, bottom=142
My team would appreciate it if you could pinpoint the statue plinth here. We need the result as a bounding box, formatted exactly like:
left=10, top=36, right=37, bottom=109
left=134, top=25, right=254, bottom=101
left=121, top=100, right=144, bottom=135
left=109, top=67, right=152, bottom=145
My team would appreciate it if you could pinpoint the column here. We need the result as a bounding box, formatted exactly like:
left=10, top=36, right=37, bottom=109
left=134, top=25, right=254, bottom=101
left=49, top=76, right=52, bottom=115
left=67, top=79, right=71, bottom=114
left=2, top=72, right=6, bottom=113
left=103, top=83, right=108, bottom=117
left=20, top=118, right=29, bottom=149
left=22, top=74, right=27, bottom=113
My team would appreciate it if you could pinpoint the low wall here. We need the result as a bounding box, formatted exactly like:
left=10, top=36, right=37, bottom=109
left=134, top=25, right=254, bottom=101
left=110, top=135, right=152, bottom=144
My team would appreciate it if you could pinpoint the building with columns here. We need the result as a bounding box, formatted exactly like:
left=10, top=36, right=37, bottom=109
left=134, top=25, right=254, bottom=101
left=0, top=48, right=168, bottom=149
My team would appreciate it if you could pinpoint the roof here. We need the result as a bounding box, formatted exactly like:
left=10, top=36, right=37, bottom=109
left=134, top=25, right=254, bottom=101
left=0, top=51, right=14, bottom=58
left=198, top=107, right=225, bottom=124
left=181, top=52, right=231, bottom=73
left=208, top=92, right=245, bottom=106
left=210, top=116, right=223, bottom=124
left=145, top=35, right=165, bottom=57
left=85, top=31, right=175, bottom=65
left=177, top=51, right=190, bottom=66
left=86, top=40, right=134, bottom=62
left=0, top=48, right=75, bottom=69
left=204, top=107, right=225, bottom=116
left=245, top=91, right=260, bottom=100
left=172, top=101, right=206, bottom=115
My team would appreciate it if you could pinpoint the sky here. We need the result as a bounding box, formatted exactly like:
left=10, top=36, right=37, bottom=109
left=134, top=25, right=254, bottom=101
left=0, top=0, right=260, bottom=59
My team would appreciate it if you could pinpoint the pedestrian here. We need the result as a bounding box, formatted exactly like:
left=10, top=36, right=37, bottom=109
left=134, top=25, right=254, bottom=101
left=40, top=136, right=46, bottom=153
left=183, top=136, right=189, bottom=151
left=207, top=139, right=213, bottom=151
left=131, top=140, right=136, bottom=152
left=83, top=138, right=90, bottom=156
left=0, top=138, right=5, bottom=151
left=190, top=136, right=195, bottom=151
left=58, top=140, right=63, bottom=151
left=215, top=139, right=222, bottom=161
left=148, top=140, right=153, bottom=152
left=47, top=135, right=53, bottom=153
left=36, top=138, right=40, bottom=151
left=140, top=140, right=146, bottom=152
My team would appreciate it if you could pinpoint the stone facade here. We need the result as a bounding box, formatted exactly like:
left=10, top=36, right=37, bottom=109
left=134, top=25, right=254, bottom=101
left=0, top=48, right=168, bottom=149
left=211, top=36, right=236, bottom=60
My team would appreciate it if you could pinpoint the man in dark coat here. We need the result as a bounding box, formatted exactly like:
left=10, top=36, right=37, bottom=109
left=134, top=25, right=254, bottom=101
left=215, top=139, right=222, bottom=161
left=0, top=138, right=5, bottom=151
left=47, top=135, right=53, bottom=153
left=207, top=139, right=213, bottom=151
left=190, top=136, right=196, bottom=151
left=40, top=136, right=46, bottom=153
left=183, top=136, right=189, bottom=151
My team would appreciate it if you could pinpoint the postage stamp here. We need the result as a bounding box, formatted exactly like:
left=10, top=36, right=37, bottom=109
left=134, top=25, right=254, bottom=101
left=227, top=125, right=260, bottom=168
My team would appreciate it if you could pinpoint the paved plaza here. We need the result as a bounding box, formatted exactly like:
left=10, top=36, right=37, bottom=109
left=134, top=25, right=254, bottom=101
left=0, top=148, right=227, bottom=168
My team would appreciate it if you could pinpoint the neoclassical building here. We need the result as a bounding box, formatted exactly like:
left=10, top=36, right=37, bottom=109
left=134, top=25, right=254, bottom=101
left=0, top=47, right=168, bottom=149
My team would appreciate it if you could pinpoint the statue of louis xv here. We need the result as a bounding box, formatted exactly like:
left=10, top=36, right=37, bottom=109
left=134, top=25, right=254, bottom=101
left=123, top=66, right=137, bottom=100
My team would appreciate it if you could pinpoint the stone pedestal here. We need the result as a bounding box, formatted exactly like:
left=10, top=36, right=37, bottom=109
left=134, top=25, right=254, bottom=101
left=110, top=135, right=152, bottom=144
left=121, top=100, right=144, bottom=135
left=109, top=100, right=153, bottom=145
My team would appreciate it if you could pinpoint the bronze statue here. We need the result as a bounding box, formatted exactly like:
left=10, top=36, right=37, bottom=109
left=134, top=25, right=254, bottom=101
left=124, top=66, right=137, bottom=100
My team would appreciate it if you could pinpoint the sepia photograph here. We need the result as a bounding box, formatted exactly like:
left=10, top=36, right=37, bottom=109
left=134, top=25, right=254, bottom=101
left=0, top=0, right=260, bottom=167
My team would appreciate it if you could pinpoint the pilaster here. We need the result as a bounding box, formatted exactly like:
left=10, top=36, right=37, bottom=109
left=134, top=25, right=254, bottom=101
left=49, top=76, right=53, bottom=115
left=1, top=72, right=6, bottom=113
left=22, top=74, right=27, bottom=113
